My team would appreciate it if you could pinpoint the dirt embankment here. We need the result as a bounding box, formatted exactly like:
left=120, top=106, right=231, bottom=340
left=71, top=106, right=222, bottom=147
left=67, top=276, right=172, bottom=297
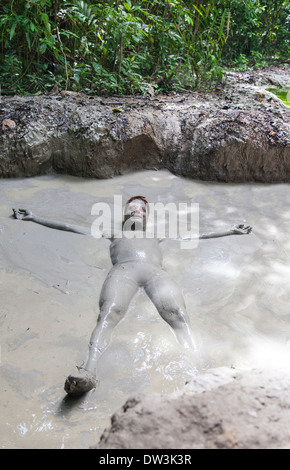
left=94, top=367, right=290, bottom=450
left=0, top=66, right=289, bottom=182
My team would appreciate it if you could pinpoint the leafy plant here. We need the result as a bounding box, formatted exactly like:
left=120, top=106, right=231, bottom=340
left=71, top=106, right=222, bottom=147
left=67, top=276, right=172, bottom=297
left=0, top=0, right=289, bottom=95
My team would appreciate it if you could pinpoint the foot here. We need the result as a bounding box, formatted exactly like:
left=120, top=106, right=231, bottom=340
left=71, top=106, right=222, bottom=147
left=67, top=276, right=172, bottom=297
left=64, top=370, right=98, bottom=397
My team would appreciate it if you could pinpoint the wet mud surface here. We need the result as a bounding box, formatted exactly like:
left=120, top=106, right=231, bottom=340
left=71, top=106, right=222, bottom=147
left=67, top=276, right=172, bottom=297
left=1, top=170, right=290, bottom=448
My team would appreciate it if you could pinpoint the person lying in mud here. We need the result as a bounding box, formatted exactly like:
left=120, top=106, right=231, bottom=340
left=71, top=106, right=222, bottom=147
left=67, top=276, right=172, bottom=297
left=12, top=198, right=252, bottom=397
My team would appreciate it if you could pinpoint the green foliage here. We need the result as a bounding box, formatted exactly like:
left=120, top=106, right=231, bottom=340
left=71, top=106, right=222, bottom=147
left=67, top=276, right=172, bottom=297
left=267, top=87, right=290, bottom=107
left=222, top=0, right=290, bottom=66
left=0, top=0, right=289, bottom=95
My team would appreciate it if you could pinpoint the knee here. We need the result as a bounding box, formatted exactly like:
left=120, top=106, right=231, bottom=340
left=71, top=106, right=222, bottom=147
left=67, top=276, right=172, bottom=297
left=159, top=306, right=187, bottom=327
left=98, top=302, right=124, bottom=324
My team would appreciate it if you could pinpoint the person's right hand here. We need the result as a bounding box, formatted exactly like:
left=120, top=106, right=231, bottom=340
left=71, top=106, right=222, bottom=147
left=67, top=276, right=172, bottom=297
left=12, top=208, right=34, bottom=221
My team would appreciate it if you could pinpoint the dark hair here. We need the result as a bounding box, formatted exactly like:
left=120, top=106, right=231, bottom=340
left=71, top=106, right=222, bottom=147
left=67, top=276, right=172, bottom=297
left=125, top=196, right=148, bottom=206
left=124, top=196, right=149, bottom=218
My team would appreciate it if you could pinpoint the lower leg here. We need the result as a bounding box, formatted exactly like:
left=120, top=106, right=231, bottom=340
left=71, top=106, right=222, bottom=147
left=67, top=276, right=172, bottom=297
left=84, top=320, right=113, bottom=374
left=64, top=308, right=123, bottom=396
left=64, top=268, right=137, bottom=396
left=170, top=318, right=197, bottom=350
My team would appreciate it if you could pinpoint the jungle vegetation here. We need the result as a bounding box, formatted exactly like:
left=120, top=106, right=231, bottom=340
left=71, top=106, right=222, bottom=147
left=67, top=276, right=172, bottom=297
left=1, top=0, right=289, bottom=95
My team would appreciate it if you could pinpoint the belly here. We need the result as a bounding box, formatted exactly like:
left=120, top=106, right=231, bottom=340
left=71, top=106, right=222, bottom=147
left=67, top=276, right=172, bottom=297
left=110, top=237, right=163, bottom=266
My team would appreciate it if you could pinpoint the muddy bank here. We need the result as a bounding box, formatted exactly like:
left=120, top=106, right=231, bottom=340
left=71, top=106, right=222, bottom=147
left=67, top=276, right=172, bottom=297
left=94, top=367, right=290, bottom=449
left=0, top=66, right=289, bottom=182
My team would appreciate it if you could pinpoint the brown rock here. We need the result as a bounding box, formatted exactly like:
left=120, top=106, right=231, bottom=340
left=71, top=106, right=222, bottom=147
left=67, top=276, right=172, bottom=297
left=2, top=119, right=16, bottom=131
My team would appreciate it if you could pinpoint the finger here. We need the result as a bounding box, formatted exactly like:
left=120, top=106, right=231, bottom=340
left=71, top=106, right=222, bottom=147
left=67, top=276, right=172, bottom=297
left=12, top=208, right=21, bottom=219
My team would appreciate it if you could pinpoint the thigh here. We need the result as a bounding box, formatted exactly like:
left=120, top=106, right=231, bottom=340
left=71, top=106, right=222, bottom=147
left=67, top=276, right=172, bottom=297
left=145, top=269, right=197, bottom=350
left=99, top=264, right=139, bottom=312
left=145, top=270, right=186, bottom=313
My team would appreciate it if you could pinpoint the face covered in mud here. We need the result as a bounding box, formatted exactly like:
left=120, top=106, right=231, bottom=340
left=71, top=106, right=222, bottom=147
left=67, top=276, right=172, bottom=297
left=123, top=196, right=148, bottom=232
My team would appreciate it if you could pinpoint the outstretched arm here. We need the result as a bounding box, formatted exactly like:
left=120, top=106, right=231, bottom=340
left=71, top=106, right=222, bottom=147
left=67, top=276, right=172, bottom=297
left=159, top=224, right=252, bottom=243
left=199, top=224, right=252, bottom=239
left=12, top=208, right=91, bottom=236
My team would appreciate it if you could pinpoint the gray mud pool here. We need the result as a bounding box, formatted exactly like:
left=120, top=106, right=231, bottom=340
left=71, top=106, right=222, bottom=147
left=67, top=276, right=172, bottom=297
left=1, top=170, right=290, bottom=448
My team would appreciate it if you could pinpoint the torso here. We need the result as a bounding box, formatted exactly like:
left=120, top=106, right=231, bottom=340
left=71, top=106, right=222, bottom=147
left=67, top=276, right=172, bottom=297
left=110, top=236, right=163, bottom=266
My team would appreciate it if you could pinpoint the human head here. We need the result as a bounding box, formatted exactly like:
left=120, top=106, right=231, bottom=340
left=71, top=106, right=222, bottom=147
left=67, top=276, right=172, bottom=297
left=123, top=196, right=149, bottom=231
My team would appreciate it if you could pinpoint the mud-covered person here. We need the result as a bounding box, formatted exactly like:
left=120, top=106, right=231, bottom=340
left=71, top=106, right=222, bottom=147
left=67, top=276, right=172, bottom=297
left=13, top=197, right=252, bottom=396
